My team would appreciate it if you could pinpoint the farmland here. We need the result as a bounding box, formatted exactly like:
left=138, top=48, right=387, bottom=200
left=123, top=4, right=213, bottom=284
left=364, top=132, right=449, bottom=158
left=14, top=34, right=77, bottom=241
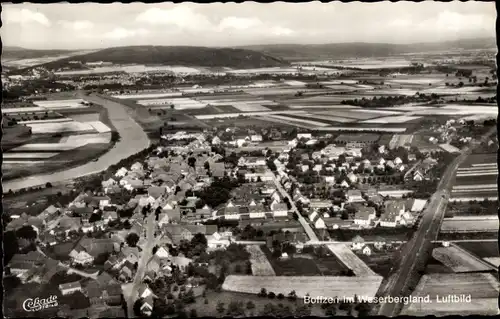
left=440, top=218, right=499, bottom=233
left=246, top=245, right=276, bottom=276
left=222, top=275, right=383, bottom=299
left=326, top=244, right=378, bottom=277
left=401, top=273, right=499, bottom=316
left=431, top=245, right=494, bottom=273
left=455, top=240, right=499, bottom=259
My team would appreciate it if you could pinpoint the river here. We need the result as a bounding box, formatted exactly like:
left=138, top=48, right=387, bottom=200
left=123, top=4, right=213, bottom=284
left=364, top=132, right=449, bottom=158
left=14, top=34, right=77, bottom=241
left=3, top=93, right=151, bottom=192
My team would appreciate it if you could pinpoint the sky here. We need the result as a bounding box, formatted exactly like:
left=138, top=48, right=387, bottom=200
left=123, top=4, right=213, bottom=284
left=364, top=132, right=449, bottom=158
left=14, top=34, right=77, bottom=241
left=2, top=2, right=496, bottom=50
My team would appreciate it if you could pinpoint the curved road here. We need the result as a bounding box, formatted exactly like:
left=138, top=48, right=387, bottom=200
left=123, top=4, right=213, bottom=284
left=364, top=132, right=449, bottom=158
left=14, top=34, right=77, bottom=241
left=377, top=127, right=496, bottom=317
left=3, top=92, right=150, bottom=192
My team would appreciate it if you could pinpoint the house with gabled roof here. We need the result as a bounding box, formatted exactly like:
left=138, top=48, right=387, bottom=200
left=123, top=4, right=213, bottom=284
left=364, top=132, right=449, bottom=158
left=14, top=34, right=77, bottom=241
left=354, top=206, right=376, bottom=226
left=351, top=235, right=365, bottom=250
left=347, top=190, right=364, bottom=203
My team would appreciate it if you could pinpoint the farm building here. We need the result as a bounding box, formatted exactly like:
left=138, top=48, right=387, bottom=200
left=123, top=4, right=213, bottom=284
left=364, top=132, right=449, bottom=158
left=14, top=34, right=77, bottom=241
left=335, top=134, right=380, bottom=148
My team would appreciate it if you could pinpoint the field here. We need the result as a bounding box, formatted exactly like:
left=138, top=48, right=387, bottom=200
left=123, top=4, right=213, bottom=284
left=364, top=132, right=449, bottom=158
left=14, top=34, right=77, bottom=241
left=246, top=245, right=276, bottom=276
left=455, top=241, right=499, bottom=259
left=298, top=113, right=357, bottom=123
left=439, top=143, right=461, bottom=153
left=431, top=245, right=494, bottom=273
left=362, top=115, right=421, bottom=124
left=326, top=244, right=378, bottom=277
left=3, top=152, right=60, bottom=159
left=450, top=153, right=498, bottom=201
left=483, top=257, right=500, bottom=267
left=440, top=218, right=499, bottom=233
left=222, top=275, right=383, bottom=299
left=112, top=92, right=182, bottom=99
left=401, top=273, right=499, bottom=316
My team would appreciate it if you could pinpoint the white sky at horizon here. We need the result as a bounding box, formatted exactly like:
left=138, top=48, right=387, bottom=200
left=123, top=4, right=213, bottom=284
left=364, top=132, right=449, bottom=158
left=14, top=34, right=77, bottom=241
left=1, top=2, right=495, bottom=50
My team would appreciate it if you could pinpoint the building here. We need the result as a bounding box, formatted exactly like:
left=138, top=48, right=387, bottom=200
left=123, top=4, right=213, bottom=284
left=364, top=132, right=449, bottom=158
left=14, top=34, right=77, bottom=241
left=351, top=235, right=365, bottom=250
left=59, top=281, right=82, bottom=295
left=347, top=190, right=364, bottom=203
left=380, top=201, right=406, bottom=227
left=354, top=206, right=376, bottom=226
left=335, top=134, right=380, bottom=148
left=248, top=200, right=266, bottom=219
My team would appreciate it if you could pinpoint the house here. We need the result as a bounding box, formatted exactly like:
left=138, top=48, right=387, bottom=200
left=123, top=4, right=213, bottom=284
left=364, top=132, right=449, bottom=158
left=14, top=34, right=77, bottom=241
left=394, top=157, right=403, bottom=165
left=309, top=199, right=333, bottom=209
left=59, top=281, right=82, bottom=295
left=272, top=203, right=288, bottom=217
left=385, top=160, right=396, bottom=170
left=102, top=178, right=117, bottom=189
left=248, top=200, right=266, bottom=219
left=131, top=162, right=144, bottom=171
left=115, top=167, right=128, bottom=178
left=378, top=145, right=386, bottom=154
left=413, top=170, right=424, bottom=182
left=212, top=136, right=221, bottom=145
left=351, top=235, right=365, bottom=250
left=340, top=180, right=350, bottom=188
left=119, top=261, right=135, bottom=281
left=335, top=134, right=379, bottom=148
left=211, top=162, right=226, bottom=178
left=380, top=201, right=406, bottom=227
left=148, top=186, right=167, bottom=199
left=8, top=251, right=47, bottom=276
left=69, top=247, right=94, bottom=265
left=324, top=176, right=335, bottom=184
left=103, top=211, right=118, bottom=224
left=223, top=201, right=241, bottom=220
left=347, top=190, right=364, bottom=203
left=140, top=295, right=154, bottom=316
left=155, top=246, right=170, bottom=259
left=354, top=206, right=376, bottom=226
left=373, top=237, right=386, bottom=250
left=362, top=245, right=372, bottom=256
left=297, top=133, right=312, bottom=140
left=408, top=154, right=417, bottom=162
left=250, top=134, right=263, bottom=142
left=239, top=157, right=266, bottom=168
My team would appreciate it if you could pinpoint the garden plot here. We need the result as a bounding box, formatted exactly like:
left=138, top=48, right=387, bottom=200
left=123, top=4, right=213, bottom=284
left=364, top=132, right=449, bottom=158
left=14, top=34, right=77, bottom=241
left=18, top=118, right=73, bottom=125
left=388, top=78, right=443, bottom=85
left=3, top=152, right=60, bottom=159
left=301, top=113, right=357, bottom=123
left=222, top=275, right=383, bottom=299
left=319, top=80, right=358, bottom=85
left=86, top=121, right=112, bottom=133
left=3, top=160, right=49, bottom=165
left=361, top=115, right=421, bottom=124
left=352, top=109, right=402, bottom=115
left=440, top=219, right=499, bottom=232
left=326, top=244, right=377, bottom=277
left=432, top=245, right=494, bottom=273
left=246, top=245, right=276, bottom=276
left=138, top=97, right=207, bottom=109
left=112, top=92, right=182, bottom=99
left=27, top=121, right=95, bottom=134
left=401, top=273, right=499, bottom=316
left=266, top=114, right=330, bottom=127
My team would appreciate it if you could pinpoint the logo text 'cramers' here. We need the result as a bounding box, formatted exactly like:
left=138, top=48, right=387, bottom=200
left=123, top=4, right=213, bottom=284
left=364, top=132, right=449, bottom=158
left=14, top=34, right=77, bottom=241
left=23, top=296, right=58, bottom=312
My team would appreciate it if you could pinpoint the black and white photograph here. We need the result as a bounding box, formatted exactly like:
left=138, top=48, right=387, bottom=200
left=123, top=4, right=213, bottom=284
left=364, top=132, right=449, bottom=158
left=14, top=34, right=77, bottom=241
left=1, top=1, right=498, bottom=318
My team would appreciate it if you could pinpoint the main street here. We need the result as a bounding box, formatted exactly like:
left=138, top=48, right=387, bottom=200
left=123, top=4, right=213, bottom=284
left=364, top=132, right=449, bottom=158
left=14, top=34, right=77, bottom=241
left=273, top=176, right=319, bottom=241
left=126, top=213, right=156, bottom=317
left=377, top=127, right=496, bottom=317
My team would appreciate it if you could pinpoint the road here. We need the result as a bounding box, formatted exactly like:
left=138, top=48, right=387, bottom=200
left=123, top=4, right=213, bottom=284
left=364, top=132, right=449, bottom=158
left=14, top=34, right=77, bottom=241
left=377, top=127, right=496, bottom=317
left=126, top=213, right=156, bottom=317
left=272, top=176, right=319, bottom=241
left=3, top=92, right=150, bottom=192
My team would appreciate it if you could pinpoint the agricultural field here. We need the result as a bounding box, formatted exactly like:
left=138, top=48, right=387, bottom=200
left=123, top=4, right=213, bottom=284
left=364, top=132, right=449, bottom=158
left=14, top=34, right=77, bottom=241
left=246, top=245, right=276, bottom=276
left=401, top=273, right=499, bottom=316
left=439, top=143, right=461, bottom=153
left=431, top=245, right=495, bottom=273
left=362, top=115, right=422, bottom=124
left=440, top=218, right=499, bottom=233
left=326, top=244, right=378, bottom=277
left=388, top=134, right=413, bottom=149
left=483, top=257, right=500, bottom=267
left=298, top=113, right=357, bottom=123
left=455, top=240, right=499, bottom=259
left=222, top=275, right=383, bottom=299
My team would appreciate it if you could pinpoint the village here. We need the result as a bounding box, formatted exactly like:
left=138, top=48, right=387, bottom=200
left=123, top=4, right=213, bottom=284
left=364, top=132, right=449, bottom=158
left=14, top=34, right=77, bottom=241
left=4, top=121, right=460, bottom=318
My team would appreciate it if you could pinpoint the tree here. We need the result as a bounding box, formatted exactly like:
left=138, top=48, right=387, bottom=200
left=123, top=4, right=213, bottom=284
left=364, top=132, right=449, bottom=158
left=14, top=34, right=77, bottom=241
left=189, top=309, right=197, bottom=318
left=246, top=301, right=255, bottom=310
left=123, top=220, right=132, bottom=229
left=45, top=182, right=53, bottom=188
left=88, top=212, right=102, bottom=223
left=133, top=298, right=143, bottom=316
left=226, top=301, right=245, bottom=317
left=16, top=225, right=37, bottom=241
left=277, top=293, right=285, bottom=300
left=268, top=291, right=276, bottom=299
left=125, top=233, right=140, bottom=247
left=190, top=233, right=207, bottom=247
left=259, top=288, right=267, bottom=297
left=216, top=301, right=225, bottom=314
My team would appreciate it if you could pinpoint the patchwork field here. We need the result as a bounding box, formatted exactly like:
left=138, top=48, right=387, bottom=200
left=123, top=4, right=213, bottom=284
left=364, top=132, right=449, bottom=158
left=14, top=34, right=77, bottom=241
left=389, top=134, right=414, bottom=149
left=455, top=240, right=499, bottom=259
left=431, top=245, right=494, bottom=273
left=3, top=152, right=60, bottom=159
left=112, top=92, right=182, bottom=99
left=401, top=273, right=499, bottom=316
left=222, top=275, right=383, bottom=299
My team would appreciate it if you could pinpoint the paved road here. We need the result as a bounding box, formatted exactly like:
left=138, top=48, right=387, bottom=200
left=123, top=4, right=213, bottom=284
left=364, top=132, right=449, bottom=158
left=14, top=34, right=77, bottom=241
left=272, top=176, right=319, bottom=241
left=3, top=92, right=150, bottom=192
left=378, top=127, right=496, bottom=317
left=126, top=213, right=156, bottom=317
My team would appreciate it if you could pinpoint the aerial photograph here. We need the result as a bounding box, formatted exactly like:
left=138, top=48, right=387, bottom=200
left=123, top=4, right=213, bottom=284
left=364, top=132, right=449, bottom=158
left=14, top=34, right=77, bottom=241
left=1, top=1, right=498, bottom=318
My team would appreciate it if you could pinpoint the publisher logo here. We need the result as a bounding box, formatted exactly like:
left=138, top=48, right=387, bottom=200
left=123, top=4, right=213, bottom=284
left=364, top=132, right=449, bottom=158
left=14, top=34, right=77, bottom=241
left=22, top=296, right=58, bottom=312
